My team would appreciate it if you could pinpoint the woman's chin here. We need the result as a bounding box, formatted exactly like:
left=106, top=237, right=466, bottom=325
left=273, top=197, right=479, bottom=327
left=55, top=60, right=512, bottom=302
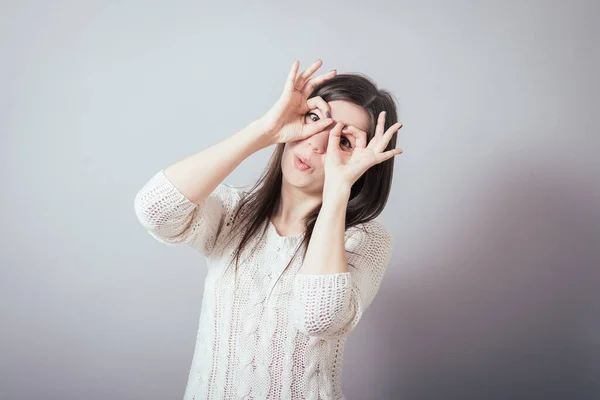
left=283, top=173, right=312, bottom=188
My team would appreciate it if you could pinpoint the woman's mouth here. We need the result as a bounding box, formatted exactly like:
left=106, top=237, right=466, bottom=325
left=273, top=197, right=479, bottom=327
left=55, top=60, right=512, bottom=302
left=294, top=155, right=311, bottom=171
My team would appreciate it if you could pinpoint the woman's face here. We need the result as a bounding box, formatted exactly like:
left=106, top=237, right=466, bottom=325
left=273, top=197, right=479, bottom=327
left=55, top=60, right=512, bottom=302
left=282, top=100, right=372, bottom=193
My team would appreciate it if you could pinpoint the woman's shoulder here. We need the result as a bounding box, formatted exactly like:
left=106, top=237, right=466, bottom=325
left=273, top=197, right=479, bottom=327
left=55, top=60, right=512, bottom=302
left=344, top=219, right=392, bottom=251
left=345, top=219, right=391, bottom=238
left=206, top=183, right=248, bottom=214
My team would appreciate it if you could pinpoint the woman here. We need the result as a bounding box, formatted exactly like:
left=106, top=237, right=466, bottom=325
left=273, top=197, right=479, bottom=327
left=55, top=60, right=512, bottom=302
left=134, top=58, right=403, bottom=400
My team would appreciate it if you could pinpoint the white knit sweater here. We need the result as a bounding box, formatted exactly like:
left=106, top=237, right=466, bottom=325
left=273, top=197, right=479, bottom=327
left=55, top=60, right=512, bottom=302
left=134, top=170, right=393, bottom=400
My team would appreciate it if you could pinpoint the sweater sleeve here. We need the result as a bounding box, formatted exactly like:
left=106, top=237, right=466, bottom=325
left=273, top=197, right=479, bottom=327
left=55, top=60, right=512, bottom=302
left=133, top=169, right=244, bottom=259
left=291, top=220, right=393, bottom=338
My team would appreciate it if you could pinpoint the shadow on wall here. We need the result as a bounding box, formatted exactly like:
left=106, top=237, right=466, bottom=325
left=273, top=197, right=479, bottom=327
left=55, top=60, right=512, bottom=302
left=345, top=161, right=599, bottom=400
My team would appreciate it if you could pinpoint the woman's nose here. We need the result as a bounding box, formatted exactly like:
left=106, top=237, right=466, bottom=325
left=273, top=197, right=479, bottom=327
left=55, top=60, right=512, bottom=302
left=308, top=130, right=332, bottom=153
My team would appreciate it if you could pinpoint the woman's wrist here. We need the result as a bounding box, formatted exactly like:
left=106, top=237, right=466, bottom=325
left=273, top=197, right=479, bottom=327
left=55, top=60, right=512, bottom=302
left=243, top=119, right=276, bottom=151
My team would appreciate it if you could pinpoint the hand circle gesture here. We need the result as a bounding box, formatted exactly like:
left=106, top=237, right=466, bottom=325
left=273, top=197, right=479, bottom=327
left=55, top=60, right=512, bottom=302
left=259, top=59, right=337, bottom=145
left=324, top=112, right=404, bottom=190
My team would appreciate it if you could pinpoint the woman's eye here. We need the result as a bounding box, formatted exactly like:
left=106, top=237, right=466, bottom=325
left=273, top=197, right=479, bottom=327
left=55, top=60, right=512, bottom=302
left=341, top=137, right=352, bottom=149
left=307, top=112, right=319, bottom=122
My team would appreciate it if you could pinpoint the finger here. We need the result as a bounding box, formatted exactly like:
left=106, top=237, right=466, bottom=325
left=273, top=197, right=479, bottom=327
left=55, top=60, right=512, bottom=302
left=306, top=96, right=332, bottom=119
left=285, top=59, right=300, bottom=92
left=369, top=121, right=403, bottom=153
left=376, top=148, right=403, bottom=164
left=305, top=69, right=337, bottom=94
left=382, top=122, right=403, bottom=142
left=375, top=111, right=386, bottom=137
left=327, top=120, right=345, bottom=151
left=295, top=59, right=323, bottom=91
left=301, top=117, right=334, bottom=139
left=341, top=125, right=367, bottom=149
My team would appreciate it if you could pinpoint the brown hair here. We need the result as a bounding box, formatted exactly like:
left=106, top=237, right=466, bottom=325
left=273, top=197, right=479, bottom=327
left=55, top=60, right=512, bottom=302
left=221, top=72, right=400, bottom=290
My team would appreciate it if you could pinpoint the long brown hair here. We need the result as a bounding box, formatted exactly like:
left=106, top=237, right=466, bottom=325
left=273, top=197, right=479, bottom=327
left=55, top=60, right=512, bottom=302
left=221, top=72, right=400, bottom=286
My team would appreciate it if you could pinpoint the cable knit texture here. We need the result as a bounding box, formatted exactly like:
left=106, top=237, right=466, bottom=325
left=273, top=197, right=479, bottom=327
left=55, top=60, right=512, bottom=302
left=134, top=169, right=393, bottom=400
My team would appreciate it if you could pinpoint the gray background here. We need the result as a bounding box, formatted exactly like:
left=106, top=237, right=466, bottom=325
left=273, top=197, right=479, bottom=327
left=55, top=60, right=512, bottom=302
left=1, top=1, right=598, bottom=399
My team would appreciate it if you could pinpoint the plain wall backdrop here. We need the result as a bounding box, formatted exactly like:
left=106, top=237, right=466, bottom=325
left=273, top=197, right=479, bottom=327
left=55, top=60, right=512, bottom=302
left=1, top=0, right=598, bottom=399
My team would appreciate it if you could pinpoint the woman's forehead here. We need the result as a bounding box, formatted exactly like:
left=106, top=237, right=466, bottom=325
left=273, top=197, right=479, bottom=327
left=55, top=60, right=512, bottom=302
left=323, top=100, right=371, bottom=132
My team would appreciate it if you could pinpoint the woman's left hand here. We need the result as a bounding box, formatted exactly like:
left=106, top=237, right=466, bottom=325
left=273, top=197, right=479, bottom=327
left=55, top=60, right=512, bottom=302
left=323, top=111, right=403, bottom=191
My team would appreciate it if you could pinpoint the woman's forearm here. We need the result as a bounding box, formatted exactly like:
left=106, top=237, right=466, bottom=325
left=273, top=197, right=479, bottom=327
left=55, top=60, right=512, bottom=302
left=298, top=184, right=352, bottom=275
left=163, top=119, right=271, bottom=205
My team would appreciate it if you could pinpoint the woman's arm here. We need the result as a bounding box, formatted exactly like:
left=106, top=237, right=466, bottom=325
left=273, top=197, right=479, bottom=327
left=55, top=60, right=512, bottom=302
left=163, top=119, right=271, bottom=205
left=291, top=215, right=393, bottom=338
left=298, top=184, right=352, bottom=275
left=134, top=119, right=272, bottom=257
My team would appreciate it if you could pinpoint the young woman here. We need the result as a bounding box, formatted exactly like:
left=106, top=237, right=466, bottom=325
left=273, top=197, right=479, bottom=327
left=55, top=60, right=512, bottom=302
left=134, top=59, right=403, bottom=400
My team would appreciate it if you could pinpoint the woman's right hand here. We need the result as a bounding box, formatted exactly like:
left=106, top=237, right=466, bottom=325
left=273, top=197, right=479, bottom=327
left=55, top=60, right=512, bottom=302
left=258, top=59, right=337, bottom=146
